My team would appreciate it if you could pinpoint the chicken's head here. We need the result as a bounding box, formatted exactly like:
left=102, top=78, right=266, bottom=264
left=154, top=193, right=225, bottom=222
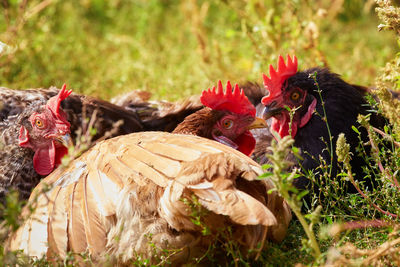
left=261, top=55, right=317, bottom=139
left=19, top=84, right=73, bottom=175
left=200, top=80, right=267, bottom=156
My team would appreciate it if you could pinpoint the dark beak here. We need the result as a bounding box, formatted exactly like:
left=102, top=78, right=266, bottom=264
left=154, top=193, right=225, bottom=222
left=247, top=117, right=268, bottom=130
left=56, top=133, right=73, bottom=148
left=263, top=106, right=284, bottom=120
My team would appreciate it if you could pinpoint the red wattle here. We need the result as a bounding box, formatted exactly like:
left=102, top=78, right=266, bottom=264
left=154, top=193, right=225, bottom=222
left=33, top=142, right=69, bottom=176
left=271, top=98, right=317, bottom=140
left=235, top=131, right=256, bottom=156
left=33, top=141, right=56, bottom=176
left=55, top=146, right=68, bottom=166
left=271, top=115, right=298, bottom=139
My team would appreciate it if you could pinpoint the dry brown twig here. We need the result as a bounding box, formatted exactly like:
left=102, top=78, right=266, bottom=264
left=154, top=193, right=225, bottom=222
left=325, top=225, right=400, bottom=267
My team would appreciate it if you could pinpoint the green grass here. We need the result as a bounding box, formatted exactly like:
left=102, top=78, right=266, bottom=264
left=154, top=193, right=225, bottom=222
left=2, top=0, right=400, bottom=266
left=0, top=0, right=397, bottom=100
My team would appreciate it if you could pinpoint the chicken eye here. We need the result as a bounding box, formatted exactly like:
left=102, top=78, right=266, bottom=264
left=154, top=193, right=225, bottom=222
left=222, top=119, right=234, bottom=129
left=290, top=91, right=301, bottom=101
left=35, top=119, right=44, bottom=128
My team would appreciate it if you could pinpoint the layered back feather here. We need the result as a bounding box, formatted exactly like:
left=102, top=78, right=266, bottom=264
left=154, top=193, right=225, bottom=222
left=8, top=132, right=291, bottom=265
left=111, top=90, right=204, bottom=132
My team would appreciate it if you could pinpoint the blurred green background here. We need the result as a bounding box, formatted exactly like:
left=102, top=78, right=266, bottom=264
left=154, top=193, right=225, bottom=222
left=0, top=0, right=398, bottom=100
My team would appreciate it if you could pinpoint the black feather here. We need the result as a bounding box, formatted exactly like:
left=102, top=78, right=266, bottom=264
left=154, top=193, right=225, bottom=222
left=287, top=68, right=386, bottom=195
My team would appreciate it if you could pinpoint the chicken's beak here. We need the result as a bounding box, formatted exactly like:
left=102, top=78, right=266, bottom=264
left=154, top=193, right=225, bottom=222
left=263, top=106, right=284, bottom=120
left=247, top=117, right=268, bottom=130
left=56, top=133, right=73, bottom=148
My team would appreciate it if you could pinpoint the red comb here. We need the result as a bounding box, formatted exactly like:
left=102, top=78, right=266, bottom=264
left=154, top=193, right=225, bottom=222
left=200, top=80, right=256, bottom=117
left=261, top=55, right=298, bottom=104
left=46, top=84, right=72, bottom=117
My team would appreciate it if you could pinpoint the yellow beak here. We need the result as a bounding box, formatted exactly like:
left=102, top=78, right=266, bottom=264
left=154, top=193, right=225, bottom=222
left=247, top=117, right=268, bottom=130
left=56, top=133, right=73, bottom=148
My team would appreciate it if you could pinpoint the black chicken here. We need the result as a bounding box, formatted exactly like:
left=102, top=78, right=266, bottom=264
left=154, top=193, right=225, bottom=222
left=260, top=55, right=386, bottom=195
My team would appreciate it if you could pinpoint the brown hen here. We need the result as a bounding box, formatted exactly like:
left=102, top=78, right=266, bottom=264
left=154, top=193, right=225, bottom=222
left=8, top=132, right=291, bottom=265
left=173, top=80, right=268, bottom=157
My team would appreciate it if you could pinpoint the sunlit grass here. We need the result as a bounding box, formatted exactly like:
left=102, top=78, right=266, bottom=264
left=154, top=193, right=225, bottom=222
left=0, top=0, right=397, bottom=101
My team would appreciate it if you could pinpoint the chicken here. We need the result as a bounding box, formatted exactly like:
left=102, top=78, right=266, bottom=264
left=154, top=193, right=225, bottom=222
left=171, top=81, right=288, bottom=237
left=0, top=85, right=72, bottom=201
left=0, top=85, right=151, bottom=203
left=0, top=86, right=144, bottom=143
left=7, top=132, right=291, bottom=265
left=260, top=55, right=386, bottom=193
left=173, top=80, right=267, bottom=156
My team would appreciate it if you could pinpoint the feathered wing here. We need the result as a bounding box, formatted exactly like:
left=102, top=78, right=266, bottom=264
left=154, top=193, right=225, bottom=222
left=8, top=132, right=290, bottom=264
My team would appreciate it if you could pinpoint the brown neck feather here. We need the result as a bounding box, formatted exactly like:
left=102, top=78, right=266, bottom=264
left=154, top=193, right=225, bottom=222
left=172, top=108, right=223, bottom=139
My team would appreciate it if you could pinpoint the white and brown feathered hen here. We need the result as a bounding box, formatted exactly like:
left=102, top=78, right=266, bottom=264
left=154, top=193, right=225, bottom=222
left=7, top=131, right=291, bottom=265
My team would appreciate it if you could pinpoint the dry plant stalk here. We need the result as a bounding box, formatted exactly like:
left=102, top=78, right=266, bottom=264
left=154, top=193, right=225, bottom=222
left=181, top=0, right=210, bottom=64
left=325, top=225, right=400, bottom=267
